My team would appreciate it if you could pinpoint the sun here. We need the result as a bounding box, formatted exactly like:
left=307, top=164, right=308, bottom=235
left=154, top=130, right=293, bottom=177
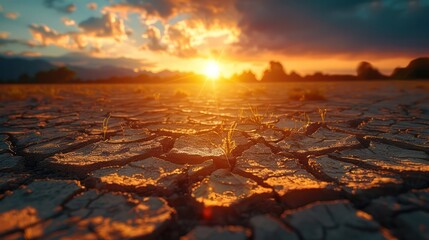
left=204, top=60, right=220, bottom=80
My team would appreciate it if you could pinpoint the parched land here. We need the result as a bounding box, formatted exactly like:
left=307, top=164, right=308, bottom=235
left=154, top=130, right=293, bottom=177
left=0, top=81, right=428, bottom=239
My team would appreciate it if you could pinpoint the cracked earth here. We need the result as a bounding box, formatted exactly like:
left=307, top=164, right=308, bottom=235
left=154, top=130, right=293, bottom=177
left=0, top=82, right=428, bottom=240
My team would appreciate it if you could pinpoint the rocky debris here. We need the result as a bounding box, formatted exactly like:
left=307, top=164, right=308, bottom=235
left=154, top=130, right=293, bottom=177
left=276, top=127, right=361, bottom=156
left=0, top=153, right=23, bottom=170
left=88, top=157, right=187, bottom=195
left=191, top=169, right=272, bottom=210
left=22, top=133, right=99, bottom=158
left=282, top=200, right=387, bottom=240
left=44, top=136, right=170, bottom=175
left=250, top=215, right=299, bottom=240
left=235, top=144, right=339, bottom=207
left=308, top=156, right=403, bottom=199
left=181, top=226, right=250, bottom=240
left=330, top=142, right=429, bottom=175
left=0, top=180, right=81, bottom=234
left=23, top=191, right=176, bottom=240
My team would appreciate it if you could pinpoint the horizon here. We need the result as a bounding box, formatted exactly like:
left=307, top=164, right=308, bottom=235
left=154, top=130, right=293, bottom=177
left=1, top=1, right=429, bottom=78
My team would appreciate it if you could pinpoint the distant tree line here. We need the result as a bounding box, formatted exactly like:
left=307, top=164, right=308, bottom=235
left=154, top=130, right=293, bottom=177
left=18, top=67, right=76, bottom=83
left=232, top=57, right=429, bottom=82
left=9, top=57, right=429, bottom=83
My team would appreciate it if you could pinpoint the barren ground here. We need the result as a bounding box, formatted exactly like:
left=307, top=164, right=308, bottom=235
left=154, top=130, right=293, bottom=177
left=0, top=81, right=428, bottom=239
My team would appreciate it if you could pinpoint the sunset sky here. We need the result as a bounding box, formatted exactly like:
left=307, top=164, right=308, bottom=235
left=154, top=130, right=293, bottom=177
left=0, top=0, right=428, bottom=77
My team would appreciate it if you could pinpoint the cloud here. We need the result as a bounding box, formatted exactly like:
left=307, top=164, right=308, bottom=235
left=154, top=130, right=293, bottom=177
left=104, top=0, right=176, bottom=19
left=65, top=4, right=76, bottom=13
left=142, top=26, right=167, bottom=51
left=29, top=24, right=71, bottom=47
left=0, top=35, right=35, bottom=48
left=102, top=0, right=429, bottom=59
left=28, top=13, right=130, bottom=53
left=78, top=13, right=128, bottom=41
left=234, top=0, right=429, bottom=57
left=106, top=0, right=239, bottom=58
left=43, top=52, right=153, bottom=69
left=0, top=32, right=9, bottom=39
left=4, top=12, right=19, bottom=20
left=62, top=17, right=76, bottom=26
left=44, top=0, right=76, bottom=13
left=164, top=22, right=198, bottom=57
left=0, top=39, right=20, bottom=46
left=105, top=0, right=238, bottom=27
left=87, top=2, right=97, bottom=10
left=2, top=50, right=14, bottom=56
left=19, top=51, right=41, bottom=57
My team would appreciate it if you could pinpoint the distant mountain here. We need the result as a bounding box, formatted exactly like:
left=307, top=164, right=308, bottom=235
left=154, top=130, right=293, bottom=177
left=43, top=52, right=149, bottom=70
left=0, top=56, right=143, bottom=81
left=0, top=57, right=55, bottom=81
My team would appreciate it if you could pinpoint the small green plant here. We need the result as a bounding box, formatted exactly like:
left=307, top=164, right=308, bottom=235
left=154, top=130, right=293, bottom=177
left=248, top=105, right=264, bottom=125
left=318, top=108, right=327, bottom=123
left=213, top=121, right=237, bottom=169
left=102, top=113, right=111, bottom=141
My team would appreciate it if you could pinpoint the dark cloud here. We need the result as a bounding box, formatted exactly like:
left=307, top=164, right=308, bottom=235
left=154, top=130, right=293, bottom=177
left=142, top=26, right=167, bottom=51
left=0, top=38, right=20, bottom=46
left=105, top=0, right=237, bottom=27
left=105, top=0, right=429, bottom=58
left=105, top=0, right=176, bottom=19
left=78, top=13, right=127, bottom=40
left=0, top=37, right=36, bottom=48
left=44, top=0, right=76, bottom=13
left=235, top=0, right=429, bottom=56
left=43, top=52, right=153, bottom=69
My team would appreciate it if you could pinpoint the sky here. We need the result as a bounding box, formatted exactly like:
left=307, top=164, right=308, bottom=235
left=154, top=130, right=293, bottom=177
left=0, top=0, right=428, bottom=77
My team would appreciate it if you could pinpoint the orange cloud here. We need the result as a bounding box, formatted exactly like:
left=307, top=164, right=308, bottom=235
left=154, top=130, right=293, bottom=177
left=4, top=12, right=19, bottom=20
left=87, top=2, right=97, bottom=10
left=29, top=24, right=71, bottom=47
left=0, top=32, right=9, bottom=39
left=62, top=17, right=76, bottom=26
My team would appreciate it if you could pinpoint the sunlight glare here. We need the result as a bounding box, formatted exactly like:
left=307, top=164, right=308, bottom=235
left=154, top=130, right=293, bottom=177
left=204, top=60, right=220, bottom=80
